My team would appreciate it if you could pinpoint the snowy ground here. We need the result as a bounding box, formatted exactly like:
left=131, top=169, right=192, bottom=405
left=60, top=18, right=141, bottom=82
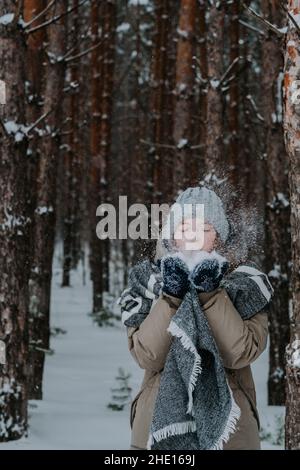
left=0, top=255, right=284, bottom=450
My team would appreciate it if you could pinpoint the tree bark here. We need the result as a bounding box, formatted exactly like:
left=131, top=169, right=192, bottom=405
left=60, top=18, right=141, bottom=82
left=149, top=0, right=171, bottom=203
left=261, top=0, right=291, bottom=406
left=283, top=0, right=300, bottom=450
left=28, top=1, right=67, bottom=399
left=205, top=3, right=225, bottom=173
left=194, top=0, right=207, bottom=177
left=90, top=0, right=116, bottom=315
left=227, top=0, right=240, bottom=187
left=172, top=0, right=197, bottom=194
left=62, top=0, right=80, bottom=287
left=0, top=0, right=30, bottom=441
left=90, top=0, right=104, bottom=311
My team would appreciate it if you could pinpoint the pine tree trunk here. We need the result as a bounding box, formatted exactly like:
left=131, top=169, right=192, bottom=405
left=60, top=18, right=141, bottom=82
left=165, top=1, right=179, bottom=200
left=149, top=0, right=170, bottom=203
left=0, top=0, right=30, bottom=441
left=227, top=0, right=240, bottom=186
left=172, top=0, right=197, bottom=194
left=283, top=0, right=300, bottom=450
left=205, top=3, right=225, bottom=172
left=101, top=0, right=116, bottom=293
left=62, top=0, right=80, bottom=287
left=195, top=0, right=207, bottom=175
left=24, top=0, right=46, bottom=220
left=238, top=22, right=252, bottom=204
left=261, top=0, right=291, bottom=406
left=28, top=1, right=67, bottom=399
left=90, top=0, right=104, bottom=312
left=90, top=0, right=116, bottom=314
left=24, top=0, right=46, bottom=239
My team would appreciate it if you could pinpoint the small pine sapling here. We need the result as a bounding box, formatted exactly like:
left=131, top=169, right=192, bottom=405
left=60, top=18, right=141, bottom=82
left=107, top=367, right=132, bottom=411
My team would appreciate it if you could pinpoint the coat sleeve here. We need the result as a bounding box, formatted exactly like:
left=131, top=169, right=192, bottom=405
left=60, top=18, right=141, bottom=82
left=127, top=293, right=182, bottom=372
left=198, top=287, right=269, bottom=369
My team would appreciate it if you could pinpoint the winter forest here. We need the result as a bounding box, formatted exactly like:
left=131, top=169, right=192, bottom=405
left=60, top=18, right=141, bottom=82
left=0, top=0, right=300, bottom=452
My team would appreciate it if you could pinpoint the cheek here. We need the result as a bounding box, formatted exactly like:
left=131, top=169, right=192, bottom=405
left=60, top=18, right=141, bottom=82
left=204, top=231, right=216, bottom=246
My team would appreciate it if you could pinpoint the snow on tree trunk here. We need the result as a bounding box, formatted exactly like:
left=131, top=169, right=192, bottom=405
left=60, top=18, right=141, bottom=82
left=283, top=0, right=300, bottom=450
left=261, top=0, right=291, bottom=406
left=172, top=0, right=197, bottom=194
left=28, top=1, right=67, bottom=399
left=0, top=0, right=30, bottom=441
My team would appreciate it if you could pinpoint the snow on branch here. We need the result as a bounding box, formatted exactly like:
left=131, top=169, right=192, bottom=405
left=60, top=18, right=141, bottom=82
left=3, top=121, right=29, bottom=142
left=0, top=110, right=54, bottom=142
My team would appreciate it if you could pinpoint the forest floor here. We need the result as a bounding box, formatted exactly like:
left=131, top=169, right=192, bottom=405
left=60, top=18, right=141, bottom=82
left=0, top=249, right=284, bottom=450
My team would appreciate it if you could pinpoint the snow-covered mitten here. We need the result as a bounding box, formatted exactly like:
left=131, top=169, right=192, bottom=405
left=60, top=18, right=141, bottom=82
left=160, top=255, right=190, bottom=299
left=190, top=252, right=229, bottom=292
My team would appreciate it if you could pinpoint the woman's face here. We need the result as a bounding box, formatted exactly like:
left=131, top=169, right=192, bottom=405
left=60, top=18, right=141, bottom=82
left=174, top=218, right=217, bottom=252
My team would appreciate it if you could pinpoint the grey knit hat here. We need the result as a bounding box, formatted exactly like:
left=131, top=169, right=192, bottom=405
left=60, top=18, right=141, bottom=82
left=161, top=186, right=230, bottom=243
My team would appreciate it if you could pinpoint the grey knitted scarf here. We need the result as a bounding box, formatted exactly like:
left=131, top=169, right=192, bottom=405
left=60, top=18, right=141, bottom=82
left=118, top=257, right=274, bottom=450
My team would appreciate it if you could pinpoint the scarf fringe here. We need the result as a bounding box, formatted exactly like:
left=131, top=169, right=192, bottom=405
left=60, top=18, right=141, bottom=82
left=147, top=420, right=197, bottom=450
left=167, top=321, right=202, bottom=414
left=209, top=387, right=241, bottom=450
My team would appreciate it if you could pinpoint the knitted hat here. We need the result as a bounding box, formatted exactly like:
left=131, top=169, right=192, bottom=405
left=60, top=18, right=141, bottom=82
left=161, top=186, right=230, bottom=243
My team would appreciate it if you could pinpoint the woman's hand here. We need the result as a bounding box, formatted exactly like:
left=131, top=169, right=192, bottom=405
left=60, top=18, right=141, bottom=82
left=189, top=253, right=229, bottom=293
left=160, top=255, right=190, bottom=299
left=160, top=250, right=229, bottom=297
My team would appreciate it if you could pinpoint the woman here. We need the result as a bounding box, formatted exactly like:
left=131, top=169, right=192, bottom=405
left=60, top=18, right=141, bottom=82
left=120, top=186, right=273, bottom=450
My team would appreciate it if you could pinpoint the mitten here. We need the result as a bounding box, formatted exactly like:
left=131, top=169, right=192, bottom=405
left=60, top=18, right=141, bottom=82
left=190, top=253, right=229, bottom=292
left=160, top=255, right=190, bottom=299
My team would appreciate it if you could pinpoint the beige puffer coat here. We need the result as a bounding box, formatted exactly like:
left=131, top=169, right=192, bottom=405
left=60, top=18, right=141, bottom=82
left=127, top=286, right=268, bottom=450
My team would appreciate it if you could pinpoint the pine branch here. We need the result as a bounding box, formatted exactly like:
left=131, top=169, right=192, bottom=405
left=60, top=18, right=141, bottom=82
left=60, top=34, right=93, bottom=62
left=61, top=44, right=79, bottom=61
left=26, top=109, right=54, bottom=135
left=280, top=2, right=300, bottom=35
left=140, top=139, right=176, bottom=150
left=246, top=94, right=265, bottom=123
left=242, top=2, right=285, bottom=37
left=25, top=0, right=89, bottom=35
left=221, top=56, right=251, bottom=88
left=0, top=118, right=9, bottom=137
left=23, top=0, right=56, bottom=29
left=217, top=56, right=241, bottom=89
left=238, top=19, right=266, bottom=37
left=65, top=40, right=104, bottom=63
left=190, top=144, right=205, bottom=150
